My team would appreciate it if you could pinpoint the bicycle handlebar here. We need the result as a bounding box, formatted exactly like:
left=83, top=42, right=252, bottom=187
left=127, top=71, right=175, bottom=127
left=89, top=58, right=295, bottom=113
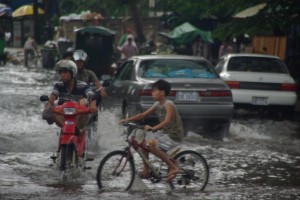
left=121, top=122, right=144, bottom=130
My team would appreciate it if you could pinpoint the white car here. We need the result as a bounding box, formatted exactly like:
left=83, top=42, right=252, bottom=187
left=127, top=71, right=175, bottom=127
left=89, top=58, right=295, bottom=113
left=215, top=53, right=297, bottom=118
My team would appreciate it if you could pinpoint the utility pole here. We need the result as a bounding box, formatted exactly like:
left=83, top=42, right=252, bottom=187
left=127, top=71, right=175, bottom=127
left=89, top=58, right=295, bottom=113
left=129, top=1, right=146, bottom=44
left=33, top=0, right=39, bottom=43
left=44, top=0, right=52, bottom=40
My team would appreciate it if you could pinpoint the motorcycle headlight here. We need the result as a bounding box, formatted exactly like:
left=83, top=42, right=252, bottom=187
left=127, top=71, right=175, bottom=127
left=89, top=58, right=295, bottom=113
left=63, top=108, right=76, bottom=115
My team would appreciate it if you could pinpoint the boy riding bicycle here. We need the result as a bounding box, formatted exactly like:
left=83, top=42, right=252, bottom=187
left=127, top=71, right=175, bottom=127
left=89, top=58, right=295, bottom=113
left=119, top=79, right=184, bottom=182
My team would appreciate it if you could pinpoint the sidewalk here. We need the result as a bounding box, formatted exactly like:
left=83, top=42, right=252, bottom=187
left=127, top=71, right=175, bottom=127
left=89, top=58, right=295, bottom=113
left=6, top=47, right=23, bottom=53
left=5, top=47, right=24, bottom=57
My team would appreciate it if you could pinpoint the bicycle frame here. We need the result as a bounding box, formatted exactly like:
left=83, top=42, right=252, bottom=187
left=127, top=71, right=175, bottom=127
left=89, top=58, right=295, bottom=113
left=123, top=126, right=181, bottom=180
left=96, top=122, right=209, bottom=191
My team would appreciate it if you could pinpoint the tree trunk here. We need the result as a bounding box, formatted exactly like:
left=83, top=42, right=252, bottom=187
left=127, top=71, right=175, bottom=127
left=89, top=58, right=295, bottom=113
left=129, top=2, right=146, bottom=44
left=33, top=0, right=39, bottom=43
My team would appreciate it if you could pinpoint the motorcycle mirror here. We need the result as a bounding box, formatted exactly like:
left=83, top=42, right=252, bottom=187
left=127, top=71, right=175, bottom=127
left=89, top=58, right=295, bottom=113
left=101, top=75, right=111, bottom=87
left=40, top=95, right=49, bottom=102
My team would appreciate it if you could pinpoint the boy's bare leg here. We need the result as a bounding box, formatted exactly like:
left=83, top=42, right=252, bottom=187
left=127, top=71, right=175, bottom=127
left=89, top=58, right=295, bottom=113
left=53, top=114, right=64, bottom=127
left=77, top=115, right=90, bottom=129
left=140, top=148, right=150, bottom=176
left=149, top=146, right=179, bottom=180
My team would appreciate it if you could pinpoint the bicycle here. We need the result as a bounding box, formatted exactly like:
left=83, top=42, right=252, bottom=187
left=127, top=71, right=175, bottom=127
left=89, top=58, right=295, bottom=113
left=96, top=122, right=209, bottom=192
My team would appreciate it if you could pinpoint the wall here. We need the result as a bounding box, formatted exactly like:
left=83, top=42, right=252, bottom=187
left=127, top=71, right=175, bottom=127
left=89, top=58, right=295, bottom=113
left=252, top=36, right=287, bottom=60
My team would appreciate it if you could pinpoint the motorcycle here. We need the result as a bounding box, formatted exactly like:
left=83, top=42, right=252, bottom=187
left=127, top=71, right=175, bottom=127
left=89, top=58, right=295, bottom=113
left=40, top=95, right=94, bottom=172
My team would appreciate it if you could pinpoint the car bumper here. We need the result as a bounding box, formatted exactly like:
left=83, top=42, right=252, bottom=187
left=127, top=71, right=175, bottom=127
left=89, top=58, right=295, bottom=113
left=231, top=89, right=297, bottom=106
left=139, top=103, right=233, bottom=120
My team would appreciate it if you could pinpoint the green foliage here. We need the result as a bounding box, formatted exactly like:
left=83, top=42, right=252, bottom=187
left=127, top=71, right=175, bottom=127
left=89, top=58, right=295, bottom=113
left=59, top=0, right=102, bottom=15
left=168, top=0, right=300, bottom=40
left=56, top=0, right=300, bottom=40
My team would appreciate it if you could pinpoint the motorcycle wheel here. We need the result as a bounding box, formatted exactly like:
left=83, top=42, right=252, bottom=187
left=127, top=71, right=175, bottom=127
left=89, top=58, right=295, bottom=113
left=60, top=144, right=76, bottom=171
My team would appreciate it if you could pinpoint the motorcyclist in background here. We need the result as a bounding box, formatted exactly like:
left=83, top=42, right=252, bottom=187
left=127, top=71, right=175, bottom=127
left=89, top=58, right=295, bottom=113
left=73, top=49, right=107, bottom=130
left=42, top=60, right=97, bottom=134
left=73, top=49, right=106, bottom=97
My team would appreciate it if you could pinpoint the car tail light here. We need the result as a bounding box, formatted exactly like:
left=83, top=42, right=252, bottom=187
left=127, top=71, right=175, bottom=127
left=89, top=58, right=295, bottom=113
left=225, top=81, right=240, bottom=89
left=138, top=90, right=176, bottom=96
left=169, top=91, right=176, bottom=96
left=199, top=90, right=232, bottom=97
left=138, top=89, right=152, bottom=96
left=281, top=83, right=296, bottom=91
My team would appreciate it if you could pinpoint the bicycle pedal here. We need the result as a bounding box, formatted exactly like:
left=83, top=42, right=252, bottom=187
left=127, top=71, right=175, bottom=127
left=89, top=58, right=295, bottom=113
left=50, top=156, right=57, bottom=160
left=83, top=166, right=92, bottom=170
left=168, top=182, right=175, bottom=191
left=85, top=158, right=94, bottom=162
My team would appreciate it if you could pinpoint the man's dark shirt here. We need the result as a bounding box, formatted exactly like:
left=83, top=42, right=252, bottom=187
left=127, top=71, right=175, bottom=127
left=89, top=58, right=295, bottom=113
left=51, top=79, right=93, bottom=103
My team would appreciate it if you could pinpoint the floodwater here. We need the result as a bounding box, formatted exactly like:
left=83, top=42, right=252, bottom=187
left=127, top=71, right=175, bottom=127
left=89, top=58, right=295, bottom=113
left=0, top=62, right=300, bottom=200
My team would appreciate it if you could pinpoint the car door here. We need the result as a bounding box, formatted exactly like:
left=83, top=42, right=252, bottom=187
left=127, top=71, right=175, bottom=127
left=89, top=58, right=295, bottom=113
left=108, top=60, right=135, bottom=107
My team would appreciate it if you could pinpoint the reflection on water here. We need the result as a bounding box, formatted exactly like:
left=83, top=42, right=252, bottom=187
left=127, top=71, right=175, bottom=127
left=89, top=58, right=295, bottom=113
left=0, top=62, right=300, bottom=199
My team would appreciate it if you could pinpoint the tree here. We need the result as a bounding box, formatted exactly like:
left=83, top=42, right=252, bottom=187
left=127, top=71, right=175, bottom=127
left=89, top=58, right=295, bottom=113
left=163, top=0, right=300, bottom=41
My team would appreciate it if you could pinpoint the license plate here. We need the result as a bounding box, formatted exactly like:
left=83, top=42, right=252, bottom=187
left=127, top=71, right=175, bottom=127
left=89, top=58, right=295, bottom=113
left=176, top=91, right=198, bottom=102
left=252, top=97, right=269, bottom=105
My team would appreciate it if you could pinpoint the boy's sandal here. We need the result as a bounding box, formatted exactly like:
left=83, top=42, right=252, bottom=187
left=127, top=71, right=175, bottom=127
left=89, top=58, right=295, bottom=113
left=138, top=171, right=150, bottom=179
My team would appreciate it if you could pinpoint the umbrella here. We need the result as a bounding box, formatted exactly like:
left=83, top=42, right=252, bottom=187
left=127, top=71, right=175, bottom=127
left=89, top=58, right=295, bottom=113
left=0, top=3, right=12, bottom=17
left=74, top=26, right=116, bottom=36
left=158, top=22, right=213, bottom=45
left=12, top=5, right=45, bottom=18
left=233, top=3, right=267, bottom=18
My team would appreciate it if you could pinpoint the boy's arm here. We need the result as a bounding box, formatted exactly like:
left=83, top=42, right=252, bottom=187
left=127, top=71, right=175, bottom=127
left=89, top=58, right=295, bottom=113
left=90, top=71, right=106, bottom=97
left=119, top=107, right=155, bottom=124
left=150, top=104, right=174, bottom=131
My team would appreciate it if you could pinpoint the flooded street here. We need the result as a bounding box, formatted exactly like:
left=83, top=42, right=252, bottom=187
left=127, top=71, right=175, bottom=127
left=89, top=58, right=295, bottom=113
left=0, top=62, right=300, bottom=200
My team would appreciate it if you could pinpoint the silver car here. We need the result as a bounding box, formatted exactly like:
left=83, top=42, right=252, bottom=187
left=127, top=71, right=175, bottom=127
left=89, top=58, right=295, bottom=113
left=104, top=55, right=233, bottom=138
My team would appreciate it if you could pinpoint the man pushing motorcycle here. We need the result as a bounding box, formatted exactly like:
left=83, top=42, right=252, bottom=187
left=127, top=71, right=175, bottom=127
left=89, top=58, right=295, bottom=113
left=42, top=59, right=98, bottom=134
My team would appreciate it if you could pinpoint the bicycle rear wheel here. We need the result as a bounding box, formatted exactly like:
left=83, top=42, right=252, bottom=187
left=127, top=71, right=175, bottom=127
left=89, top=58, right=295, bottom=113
left=173, top=150, right=209, bottom=191
left=96, top=150, right=135, bottom=191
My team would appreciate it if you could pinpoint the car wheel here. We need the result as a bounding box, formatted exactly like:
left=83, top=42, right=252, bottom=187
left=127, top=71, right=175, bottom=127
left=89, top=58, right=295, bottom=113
left=203, top=119, right=231, bottom=140
left=279, top=106, right=295, bottom=120
left=122, top=105, right=130, bottom=119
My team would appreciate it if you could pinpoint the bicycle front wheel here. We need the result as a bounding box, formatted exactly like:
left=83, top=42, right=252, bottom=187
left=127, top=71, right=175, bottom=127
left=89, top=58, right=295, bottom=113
left=173, top=150, right=209, bottom=191
left=96, top=150, right=135, bottom=191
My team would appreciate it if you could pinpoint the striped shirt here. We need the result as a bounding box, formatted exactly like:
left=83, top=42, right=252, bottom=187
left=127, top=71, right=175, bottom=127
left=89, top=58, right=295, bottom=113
left=51, top=79, right=93, bottom=103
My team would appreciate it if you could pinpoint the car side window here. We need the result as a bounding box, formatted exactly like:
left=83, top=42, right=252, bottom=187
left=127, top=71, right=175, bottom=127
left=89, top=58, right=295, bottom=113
left=115, top=61, right=135, bottom=81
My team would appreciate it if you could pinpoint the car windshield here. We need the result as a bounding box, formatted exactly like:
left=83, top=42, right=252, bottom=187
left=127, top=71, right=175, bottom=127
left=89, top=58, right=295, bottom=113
left=139, top=59, right=217, bottom=79
left=227, top=57, right=288, bottom=73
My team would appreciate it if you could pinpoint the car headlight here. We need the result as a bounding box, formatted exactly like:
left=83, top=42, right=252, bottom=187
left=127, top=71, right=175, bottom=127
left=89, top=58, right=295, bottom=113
left=63, top=108, right=76, bottom=115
